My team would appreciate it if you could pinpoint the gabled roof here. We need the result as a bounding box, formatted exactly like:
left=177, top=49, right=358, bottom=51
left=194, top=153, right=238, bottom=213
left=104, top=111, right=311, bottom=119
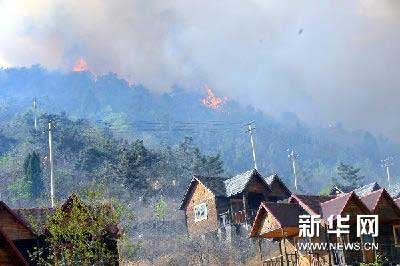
left=262, top=202, right=306, bottom=227
left=0, top=227, right=29, bottom=265
left=179, top=169, right=275, bottom=209
left=179, top=175, right=225, bottom=210
left=360, top=188, right=400, bottom=216
left=289, top=194, right=336, bottom=215
left=354, top=182, right=381, bottom=197
left=320, top=192, right=370, bottom=220
left=250, top=201, right=306, bottom=237
left=224, top=169, right=271, bottom=197
left=0, top=201, right=36, bottom=237
left=195, top=176, right=226, bottom=196
left=395, top=198, right=400, bottom=208
left=264, top=174, right=292, bottom=196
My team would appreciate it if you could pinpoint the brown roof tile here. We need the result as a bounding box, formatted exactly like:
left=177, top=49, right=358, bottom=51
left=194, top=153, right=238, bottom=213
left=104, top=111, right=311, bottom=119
left=289, top=194, right=336, bottom=215
left=250, top=201, right=306, bottom=237
left=262, top=202, right=306, bottom=227
left=321, top=192, right=371, bottom=220
left=360, top=189, right=384, bottom=212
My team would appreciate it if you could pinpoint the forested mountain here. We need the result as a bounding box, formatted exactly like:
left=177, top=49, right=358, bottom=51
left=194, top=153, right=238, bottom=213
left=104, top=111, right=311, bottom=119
left=0, top=65, right=399, bottom=196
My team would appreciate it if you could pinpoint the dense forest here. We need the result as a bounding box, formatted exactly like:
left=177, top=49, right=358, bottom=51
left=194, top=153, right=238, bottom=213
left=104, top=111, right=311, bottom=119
left=1, top=65, right=398, bottom=195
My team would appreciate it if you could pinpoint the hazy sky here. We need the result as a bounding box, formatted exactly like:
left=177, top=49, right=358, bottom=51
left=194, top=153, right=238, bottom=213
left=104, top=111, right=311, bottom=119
left=1, top=0, right=400, bottom=139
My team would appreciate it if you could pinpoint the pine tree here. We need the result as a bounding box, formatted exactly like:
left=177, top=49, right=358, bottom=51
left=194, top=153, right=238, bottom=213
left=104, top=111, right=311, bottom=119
left=336, top=162, right=364, bottom=188
left=23, top=151, right=44, bottom=199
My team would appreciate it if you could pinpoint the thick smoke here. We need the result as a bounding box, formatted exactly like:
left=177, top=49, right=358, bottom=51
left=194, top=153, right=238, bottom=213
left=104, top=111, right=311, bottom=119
left=1, top=0, right=400, bottom=139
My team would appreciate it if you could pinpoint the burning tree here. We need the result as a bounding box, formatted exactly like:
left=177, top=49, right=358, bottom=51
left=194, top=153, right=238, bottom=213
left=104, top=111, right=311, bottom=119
left=201, top=85, right=226, bottom=109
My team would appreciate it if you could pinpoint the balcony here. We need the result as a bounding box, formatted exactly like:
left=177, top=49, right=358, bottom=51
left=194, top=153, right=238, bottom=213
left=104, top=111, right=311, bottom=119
left=219, top=209, right=258, bottom=227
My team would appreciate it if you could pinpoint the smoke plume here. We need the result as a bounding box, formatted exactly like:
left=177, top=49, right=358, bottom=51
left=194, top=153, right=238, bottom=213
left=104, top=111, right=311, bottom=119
left=1, top=0, right=400, bottom=139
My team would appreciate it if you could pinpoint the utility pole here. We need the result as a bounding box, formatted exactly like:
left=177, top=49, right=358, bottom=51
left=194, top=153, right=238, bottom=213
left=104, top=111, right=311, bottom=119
left=48, top=121, right=55, bottom=207
left=381, top=157, right=394, bottom=188
left=245, top=121, right=258, bottom=170
left=288, top=149, right=299, bottom=190
left=33, top=97, right=37, bottom=130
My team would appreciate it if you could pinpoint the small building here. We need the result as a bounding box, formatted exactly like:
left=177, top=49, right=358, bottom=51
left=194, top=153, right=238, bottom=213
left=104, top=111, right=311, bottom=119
left=0, top=201, right=37, bottom=265
left=329, top=182, right=381, bottom=197
left=179, top=169, right=291, bottom=238
left=360, top=188, right=400, bottom=262
left=250, top=190, right=400, bottom=265
left=0, top=195, right=120, bottom=265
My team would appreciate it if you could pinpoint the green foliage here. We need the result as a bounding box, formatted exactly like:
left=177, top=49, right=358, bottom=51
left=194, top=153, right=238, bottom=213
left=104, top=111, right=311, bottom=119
left=118, top=140, right=158, bottom=190
left=23, top=151, right=43, bottom=199
left=193, top=150, right=224, bottom=177
left=154, top=196, right=168, bottom=223
left=33, top=194, right=119, bottom=265
left=335, top=162, right=365, bottom=187
left=9, top=175, right=31, bottom=203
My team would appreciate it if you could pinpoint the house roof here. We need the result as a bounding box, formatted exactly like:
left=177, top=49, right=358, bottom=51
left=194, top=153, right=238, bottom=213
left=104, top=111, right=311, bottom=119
left=224, top=169, right=271, bottom=197
left=289, top=194, right=336, bottom=215
left=264, top=174, right=292, bottom=196
left=360, top=188, right=400, bottom=217
left=0, top=227, right=29, bottom=266
left=262, top=202, right=306, bottom=227
left=395, top=198, right=400, bottom=208
left=321, top=192, right=371, bottom=220
left=179, top=169, right=279, bottom=209
left=195, top=176, right=226, bottom=196
left=290, top=193, right=370, bottom=220
left=250, top=201, right=306, bottom=237
left=354, top=182, right=381, bottom=197
left=0, top=201, right=36, bottom=237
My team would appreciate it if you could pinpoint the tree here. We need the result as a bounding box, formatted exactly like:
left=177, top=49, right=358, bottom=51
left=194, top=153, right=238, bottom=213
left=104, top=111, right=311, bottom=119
left=154, top=196, right=167, bottom=224
left=23, top=151, right=43, bottom=199
left=335, top=162, right=364, bottom=188
left=32, top=194, right=120, bottom=265
left=193, top=150, right=224, bottom=177
left=118, top=140, right=157, bottom=190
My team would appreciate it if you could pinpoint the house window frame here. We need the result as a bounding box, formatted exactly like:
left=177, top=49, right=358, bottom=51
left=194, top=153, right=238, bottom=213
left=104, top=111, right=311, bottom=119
left=392, top=225, right=400, bottom=247
left=194, top=203, right=208, bottom=222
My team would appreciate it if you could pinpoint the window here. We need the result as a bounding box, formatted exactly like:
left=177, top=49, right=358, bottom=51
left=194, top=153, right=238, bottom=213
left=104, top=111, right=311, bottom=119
left=393, top=225, right=400, bottom=246
left=194, top=203, right=208, bottom=222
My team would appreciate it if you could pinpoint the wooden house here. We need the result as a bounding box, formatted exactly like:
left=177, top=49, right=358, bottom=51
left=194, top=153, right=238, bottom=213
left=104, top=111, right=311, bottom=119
left=179, top=169, right=291, bottom=237
left=0, top=195, right=120, bottom=265
left=0, top=201, right=36, bottom=265
left=360, top=188, right=400, bottom=263
left=250, top=192, right=383, bottom=266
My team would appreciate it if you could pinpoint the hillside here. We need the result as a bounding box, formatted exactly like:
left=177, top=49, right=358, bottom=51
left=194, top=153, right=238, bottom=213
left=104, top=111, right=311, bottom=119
left=0, top=65, right=399, bottom=193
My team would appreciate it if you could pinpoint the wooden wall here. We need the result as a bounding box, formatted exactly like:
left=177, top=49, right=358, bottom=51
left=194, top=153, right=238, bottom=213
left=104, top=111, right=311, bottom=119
left=185, top=182, right=219, bottom=236
left=0, top=206, right=34, bottom=241
left=267, top=179, right=290, bottom=200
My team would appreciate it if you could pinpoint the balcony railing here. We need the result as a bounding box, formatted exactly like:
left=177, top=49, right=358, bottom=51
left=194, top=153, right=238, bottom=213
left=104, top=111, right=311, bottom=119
left=219, top=209, right=258, bottom=227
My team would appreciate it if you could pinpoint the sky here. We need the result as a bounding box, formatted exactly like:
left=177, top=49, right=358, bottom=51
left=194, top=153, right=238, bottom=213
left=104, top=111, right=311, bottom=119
left=0, top=0, right=400, bottom=139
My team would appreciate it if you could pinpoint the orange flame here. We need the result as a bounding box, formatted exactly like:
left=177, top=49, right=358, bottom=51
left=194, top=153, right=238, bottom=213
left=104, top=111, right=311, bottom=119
left=72, top=57, right=89, bottom=72
left=201, top=85, right=226, bottom=109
